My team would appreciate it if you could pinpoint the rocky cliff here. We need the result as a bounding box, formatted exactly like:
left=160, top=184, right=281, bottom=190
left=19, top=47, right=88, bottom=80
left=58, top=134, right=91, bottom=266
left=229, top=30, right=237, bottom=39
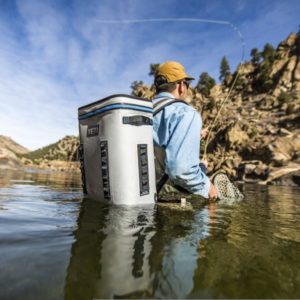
left=132, top=32, right=300, bottom=186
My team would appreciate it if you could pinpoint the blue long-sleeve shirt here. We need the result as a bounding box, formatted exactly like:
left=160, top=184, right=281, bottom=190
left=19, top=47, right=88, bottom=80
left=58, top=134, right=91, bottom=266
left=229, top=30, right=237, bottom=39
left=153, top=92, right=211, bottom=198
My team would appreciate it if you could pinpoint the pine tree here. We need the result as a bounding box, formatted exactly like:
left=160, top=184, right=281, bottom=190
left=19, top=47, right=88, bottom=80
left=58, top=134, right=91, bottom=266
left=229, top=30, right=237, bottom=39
left=252, top=43, right=276, bottom=92
left=219, top=56, right=231, bottom=82
left=148, top=63, right=160, bottom=77
left=250, top=48, right=261, bottom=64
left=196, top=72, right=216, bottom=96
left=261, top=43, right=276, bottom=63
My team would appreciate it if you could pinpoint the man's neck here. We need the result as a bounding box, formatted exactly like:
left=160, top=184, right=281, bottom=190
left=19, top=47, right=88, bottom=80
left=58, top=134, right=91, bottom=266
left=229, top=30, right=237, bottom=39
left=171, top=91, right=180, bottom=99
left=155, top=91, right=185, bottom=100
left=156, top=92, right=175, bottom=98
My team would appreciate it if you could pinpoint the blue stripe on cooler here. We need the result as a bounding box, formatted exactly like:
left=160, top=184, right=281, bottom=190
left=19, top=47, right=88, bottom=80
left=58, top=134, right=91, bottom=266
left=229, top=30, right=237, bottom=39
left=79, top=103, right=153, bottom=120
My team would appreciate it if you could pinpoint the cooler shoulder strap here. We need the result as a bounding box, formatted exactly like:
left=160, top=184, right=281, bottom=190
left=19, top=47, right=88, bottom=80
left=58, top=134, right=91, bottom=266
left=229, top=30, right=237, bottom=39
left=153, top=97, right=188, bottom=116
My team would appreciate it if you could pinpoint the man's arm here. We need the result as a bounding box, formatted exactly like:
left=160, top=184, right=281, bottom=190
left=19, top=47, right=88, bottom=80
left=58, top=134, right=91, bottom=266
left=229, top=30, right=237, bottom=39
left=164, top=107, right=211, bottom=198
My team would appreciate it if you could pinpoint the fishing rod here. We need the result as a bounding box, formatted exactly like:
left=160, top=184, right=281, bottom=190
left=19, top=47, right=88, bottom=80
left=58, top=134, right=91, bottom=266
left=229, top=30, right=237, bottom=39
left=203, top=63, right=244, bottom=158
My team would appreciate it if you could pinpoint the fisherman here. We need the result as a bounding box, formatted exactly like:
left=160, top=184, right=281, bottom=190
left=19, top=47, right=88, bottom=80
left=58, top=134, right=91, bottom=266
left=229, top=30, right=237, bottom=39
left=153, top=61, right=217, bottom=199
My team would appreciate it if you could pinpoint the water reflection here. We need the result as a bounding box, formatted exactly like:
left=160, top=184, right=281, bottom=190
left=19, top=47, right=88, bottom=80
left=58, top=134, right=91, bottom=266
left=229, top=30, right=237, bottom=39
left=190, top=185, right=300, bottom=299
left=65, top=200, right=156, bottom=299
left=0, top=169, right=81, bottom=190
left=65, top=199, right=214, bottom=299
left=150, top=205, right=210, bottom=299
left=0, top=170, right=82, bottom=300
left=1, top=170, right=300, bottom=299
left=268, top=185, right=300, bottom=243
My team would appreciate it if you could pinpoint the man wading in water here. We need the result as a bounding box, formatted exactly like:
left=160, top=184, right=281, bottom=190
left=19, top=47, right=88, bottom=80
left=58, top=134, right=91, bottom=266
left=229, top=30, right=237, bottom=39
left=153, top=61, right=217, bottom=199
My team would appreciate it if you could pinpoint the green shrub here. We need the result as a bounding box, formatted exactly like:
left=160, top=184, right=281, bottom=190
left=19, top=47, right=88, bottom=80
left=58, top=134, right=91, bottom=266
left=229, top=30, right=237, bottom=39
left=278, top=91, right=292, bottom=104
left=22, top=142, right=59, bottom=161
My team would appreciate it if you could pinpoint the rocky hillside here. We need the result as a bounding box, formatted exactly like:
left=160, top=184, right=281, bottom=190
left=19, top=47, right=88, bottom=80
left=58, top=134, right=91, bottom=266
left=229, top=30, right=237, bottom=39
left=0, top=135, right=29, bottom=155
left=0, top=135, right=29, bottom=169
left=132, top=32, right=300, bottom=186
left=0, top=135, right=79, bottom=172
left=20, top=136, right=80, bottom=172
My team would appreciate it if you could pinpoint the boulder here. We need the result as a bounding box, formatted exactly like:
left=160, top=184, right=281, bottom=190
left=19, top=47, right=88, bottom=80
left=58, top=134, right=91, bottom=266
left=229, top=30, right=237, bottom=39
left=278, top=128, right=292, bottom=136
left=260, top=163, right=300, bottom=185
left=271, top=57, right=289, bottom=77
left=277, top=56, right=297, bottom=90
left=293, top=61, right=300, bottom=82
left=226, top=123, right=249, bottom=149
left=239, top=62, right=255, bottom=75
left=240, top=160, right=269, bottom=181
left=268, top=133, right=300, bottom=167
left=210, top=85, right=223, bottom=99
left=276, top=33, right=296, bottom=53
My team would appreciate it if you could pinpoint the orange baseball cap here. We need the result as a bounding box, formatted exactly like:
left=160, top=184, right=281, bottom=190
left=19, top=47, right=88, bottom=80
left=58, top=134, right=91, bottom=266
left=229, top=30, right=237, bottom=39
left=156, top=61, right=195, bottom=83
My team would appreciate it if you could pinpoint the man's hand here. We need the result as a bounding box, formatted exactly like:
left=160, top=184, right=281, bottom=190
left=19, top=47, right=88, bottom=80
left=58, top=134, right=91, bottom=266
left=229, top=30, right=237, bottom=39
left=208, top=182, right=218, bottom=200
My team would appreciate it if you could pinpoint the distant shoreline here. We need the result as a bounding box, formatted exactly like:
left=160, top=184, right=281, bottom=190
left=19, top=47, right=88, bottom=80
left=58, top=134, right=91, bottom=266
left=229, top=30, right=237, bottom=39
left=0, top=162, right=80, bottom=174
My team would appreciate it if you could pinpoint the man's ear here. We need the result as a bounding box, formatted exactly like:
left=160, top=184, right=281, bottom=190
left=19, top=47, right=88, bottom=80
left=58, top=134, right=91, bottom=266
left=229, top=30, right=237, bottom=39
left=178, top=81, right=184, bottom=95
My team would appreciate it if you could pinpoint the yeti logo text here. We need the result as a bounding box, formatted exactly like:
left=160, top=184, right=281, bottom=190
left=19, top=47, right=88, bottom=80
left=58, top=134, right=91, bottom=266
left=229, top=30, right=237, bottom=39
left=87, top=125, right=99, bottom=137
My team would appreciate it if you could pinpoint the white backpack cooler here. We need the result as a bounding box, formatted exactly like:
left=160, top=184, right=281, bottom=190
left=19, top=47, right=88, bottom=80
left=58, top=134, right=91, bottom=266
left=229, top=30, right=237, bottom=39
left=78, top=94, right=157, bottom=205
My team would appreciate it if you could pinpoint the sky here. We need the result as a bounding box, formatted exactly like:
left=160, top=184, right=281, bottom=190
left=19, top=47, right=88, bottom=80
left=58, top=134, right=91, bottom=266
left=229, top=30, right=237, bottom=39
left=0, top=0, right=299, bottom=150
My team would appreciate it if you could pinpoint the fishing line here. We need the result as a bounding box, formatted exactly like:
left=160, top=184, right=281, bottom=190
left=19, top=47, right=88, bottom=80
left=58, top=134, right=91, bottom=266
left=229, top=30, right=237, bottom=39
left=203, top=63, right=243, bottom=157
left=95, top=17, right=246, bottom=157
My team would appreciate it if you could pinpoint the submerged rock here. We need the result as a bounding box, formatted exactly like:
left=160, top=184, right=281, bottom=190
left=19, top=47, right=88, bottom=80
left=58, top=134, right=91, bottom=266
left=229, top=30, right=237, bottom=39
left=260, top=164, right=300, bottom=185
left=157, top=201, right=194, bottom=212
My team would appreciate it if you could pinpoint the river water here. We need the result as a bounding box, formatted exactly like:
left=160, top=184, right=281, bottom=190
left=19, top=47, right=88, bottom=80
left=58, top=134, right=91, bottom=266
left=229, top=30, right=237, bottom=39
left=0, top=169, right=299, bottom=299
